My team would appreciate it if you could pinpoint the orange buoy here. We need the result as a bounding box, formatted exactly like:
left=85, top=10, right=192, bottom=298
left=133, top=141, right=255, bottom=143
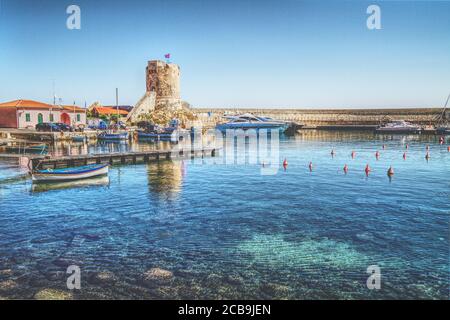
left=282, top=158, right=288, bottom=170
left=308, top=161, right=313, bottom=171
left=387, top=166, right=394, bottom=176
left=365, top=164, right=371, bottom=176
left=403, top=152, right=407, bottom=160
left=447, top=146, right=450, bottom=152
left=351, top=151, right=356, bottom=159
left=343, top=164, right=348, bottom=174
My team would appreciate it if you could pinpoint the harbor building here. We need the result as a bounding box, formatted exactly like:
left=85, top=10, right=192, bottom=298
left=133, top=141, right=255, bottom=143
left=0, top=99, right=86, bottom=129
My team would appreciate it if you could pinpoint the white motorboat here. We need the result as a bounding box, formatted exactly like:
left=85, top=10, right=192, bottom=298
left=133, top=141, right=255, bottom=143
left=216, top=113, right=289, bottom=132
left=375, top=120, right=421, bottom=134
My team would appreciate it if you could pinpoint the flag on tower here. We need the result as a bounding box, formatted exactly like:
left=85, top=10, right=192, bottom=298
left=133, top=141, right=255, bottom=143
left=164, top=53, right=170, bottom=59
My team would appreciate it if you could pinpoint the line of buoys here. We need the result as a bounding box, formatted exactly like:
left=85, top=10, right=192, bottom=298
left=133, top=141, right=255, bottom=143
left=365, top=164, right=371, bottom=176
left=387, top=166, right=394, bottom=176
left=283, top=158, right=288, bottom=170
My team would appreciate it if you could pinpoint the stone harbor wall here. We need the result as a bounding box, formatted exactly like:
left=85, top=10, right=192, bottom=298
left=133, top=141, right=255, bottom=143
left=193, top=107, right=444, bottom=127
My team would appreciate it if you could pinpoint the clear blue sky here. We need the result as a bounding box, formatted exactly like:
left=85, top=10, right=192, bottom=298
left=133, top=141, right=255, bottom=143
left=0, top=0, right=449, bottom=108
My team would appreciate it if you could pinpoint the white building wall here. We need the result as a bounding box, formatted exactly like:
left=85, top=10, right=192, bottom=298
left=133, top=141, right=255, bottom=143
left=17, top=109, right=62, bottom=129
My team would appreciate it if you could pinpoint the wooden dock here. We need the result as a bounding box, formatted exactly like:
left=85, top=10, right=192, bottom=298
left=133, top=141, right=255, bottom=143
left=0, top=147, right=219, bottom=170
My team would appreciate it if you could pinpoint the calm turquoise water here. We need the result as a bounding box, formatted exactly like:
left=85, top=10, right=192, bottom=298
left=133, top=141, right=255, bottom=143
left=0, top=131, right=448, bottom=299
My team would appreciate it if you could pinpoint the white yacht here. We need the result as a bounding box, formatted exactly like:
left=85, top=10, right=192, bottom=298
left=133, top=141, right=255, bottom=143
left=375, top=120, right=422, bottom=134
left=216, top=113, right=289, bottom=132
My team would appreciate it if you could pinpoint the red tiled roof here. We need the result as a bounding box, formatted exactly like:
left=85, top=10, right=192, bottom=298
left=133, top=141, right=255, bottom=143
left=93, top=106, right=128, bottom=115
left=0, top=99, right=62, bottom=109
left=61, top=105, right=86, bottom=113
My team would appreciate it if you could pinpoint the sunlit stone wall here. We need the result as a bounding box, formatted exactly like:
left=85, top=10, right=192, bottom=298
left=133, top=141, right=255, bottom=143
left=193, top=107, right=442, bottom=127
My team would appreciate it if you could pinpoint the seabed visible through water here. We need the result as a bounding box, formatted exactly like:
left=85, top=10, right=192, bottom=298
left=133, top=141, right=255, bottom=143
left=0, top=131, right=448, bottom=299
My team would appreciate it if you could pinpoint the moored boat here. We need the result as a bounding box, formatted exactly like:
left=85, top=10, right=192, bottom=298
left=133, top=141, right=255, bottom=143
left=436, top=126, right=450, bottom=135
left=216, top=113, right=289, bottom=132
left=375, top=120, right=421, bottom=134
left=137, top=119, right=185, bottom=142
left=97, top=131, right=129, bottom=140
left=72, top=135, right=88, bottom=142
left=32, top=164, right=109, bottom=182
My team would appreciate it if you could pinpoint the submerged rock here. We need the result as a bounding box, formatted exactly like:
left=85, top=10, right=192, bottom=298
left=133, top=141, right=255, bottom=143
left=34, top=288, right=73, bottom=300
left=142, top=268, right=173, bottom=287
left=0, top=280, right=18, bottom=291
left=52, top=258, right=83, bottom=268
left=260, top=282, right=291, bottom=298
left=88, top=271, right=117, bottom=285
left=0, top=269, right=13, bottom=276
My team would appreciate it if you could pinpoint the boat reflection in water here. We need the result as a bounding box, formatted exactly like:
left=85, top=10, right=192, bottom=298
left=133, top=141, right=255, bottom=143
left=147, top=160, right=184, bottom=200
left=31, top=175, right=110, bottom=193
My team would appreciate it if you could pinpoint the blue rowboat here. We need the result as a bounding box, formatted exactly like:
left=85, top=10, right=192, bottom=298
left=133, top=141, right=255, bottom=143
left=97, top=132, right=129, bottom=140
left=32, top=164, right=109, bottom=182
left=137, top=131, right=179, bottom=142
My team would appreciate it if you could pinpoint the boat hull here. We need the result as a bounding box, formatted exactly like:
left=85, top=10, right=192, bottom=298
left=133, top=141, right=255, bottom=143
left=138, top=131, right=180, bottom=142
left=97, top=133, right=129, bottom=140
left=375, top=128, right=422, bottom=134
left=32, top=164, right=109, bottom=182
left=216, top=123, right=289, bottom=132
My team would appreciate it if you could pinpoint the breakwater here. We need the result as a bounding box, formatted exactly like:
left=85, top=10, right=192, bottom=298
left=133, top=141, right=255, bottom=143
left=194, top=107, right=444, bottom=128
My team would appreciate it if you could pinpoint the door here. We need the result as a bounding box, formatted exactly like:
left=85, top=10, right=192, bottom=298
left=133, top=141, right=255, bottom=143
left=37, top=113, right=43, bottom=124
left=61, top=113, right=71, bottom=125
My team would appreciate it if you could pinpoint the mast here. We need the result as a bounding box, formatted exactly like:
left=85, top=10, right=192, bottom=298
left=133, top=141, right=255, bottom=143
left=116, top=87, right=119, bottom=123
left=436, top=93, right=450, bottom=125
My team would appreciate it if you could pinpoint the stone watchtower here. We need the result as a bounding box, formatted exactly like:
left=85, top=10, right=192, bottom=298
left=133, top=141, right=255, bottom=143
left=146, top=60, right=182, bottom=110
left=126, top=60, right=187, bottom=123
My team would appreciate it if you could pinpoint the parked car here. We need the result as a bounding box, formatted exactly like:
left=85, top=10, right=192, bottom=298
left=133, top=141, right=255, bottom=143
left=54, top=123, right=73, bottom=132
left=35, top=123, right=61, bottom=132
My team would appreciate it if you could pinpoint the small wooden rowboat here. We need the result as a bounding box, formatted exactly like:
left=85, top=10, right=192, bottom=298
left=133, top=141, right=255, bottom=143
left=32, top=164, right=109, bottom=182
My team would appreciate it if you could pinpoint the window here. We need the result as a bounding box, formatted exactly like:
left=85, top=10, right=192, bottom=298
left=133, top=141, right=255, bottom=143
left=77, top=114, right=81, bottom=122
left=49, top=114, right=54, bottom=122
left=25, top=113, right=31, bottom=122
